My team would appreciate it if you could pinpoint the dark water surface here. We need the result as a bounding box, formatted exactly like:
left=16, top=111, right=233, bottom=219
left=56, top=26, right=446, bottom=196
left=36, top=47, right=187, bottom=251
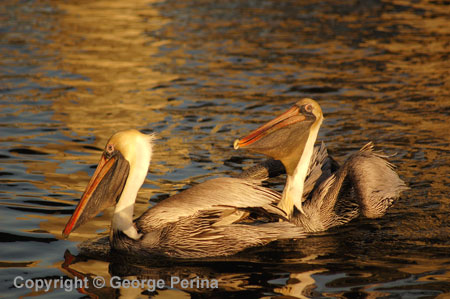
left=1, top=0, right=449, bottom=297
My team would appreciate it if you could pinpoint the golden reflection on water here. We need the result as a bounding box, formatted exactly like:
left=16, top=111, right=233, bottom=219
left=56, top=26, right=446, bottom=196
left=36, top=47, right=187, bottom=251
left=47, top=0, right=175, bottom=133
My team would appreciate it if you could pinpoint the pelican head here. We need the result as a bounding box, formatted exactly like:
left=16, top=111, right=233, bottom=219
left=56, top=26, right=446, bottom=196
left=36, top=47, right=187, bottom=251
left=234, top=98, right=323, bottom=175
left=63, top=129, right=154, bottom=238
left=234, top=98, right=323, bottom=216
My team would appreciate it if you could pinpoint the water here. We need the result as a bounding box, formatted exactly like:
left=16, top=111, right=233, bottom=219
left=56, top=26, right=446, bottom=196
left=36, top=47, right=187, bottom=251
left=1, top=0, right=449, bottom=297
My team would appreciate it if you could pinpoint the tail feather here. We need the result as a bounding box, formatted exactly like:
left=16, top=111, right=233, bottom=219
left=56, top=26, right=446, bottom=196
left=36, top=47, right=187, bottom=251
left=348, top=143, right=408, bottom=218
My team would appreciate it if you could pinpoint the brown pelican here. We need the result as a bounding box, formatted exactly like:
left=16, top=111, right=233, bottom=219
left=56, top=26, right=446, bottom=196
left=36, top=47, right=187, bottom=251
left=234, top=98, right=407, bottom=232
left=62, top=129, right=306, bottom=258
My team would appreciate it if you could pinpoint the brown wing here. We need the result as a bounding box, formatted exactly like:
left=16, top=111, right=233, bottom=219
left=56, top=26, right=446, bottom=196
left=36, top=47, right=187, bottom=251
left=135, top=177, right=282, bottom=232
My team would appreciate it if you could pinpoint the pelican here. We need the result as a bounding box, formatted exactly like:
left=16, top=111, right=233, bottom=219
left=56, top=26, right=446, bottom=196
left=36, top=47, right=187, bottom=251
left=62, top=130, right=306, bottom=258
left=234, top=98, right=407, bottom=231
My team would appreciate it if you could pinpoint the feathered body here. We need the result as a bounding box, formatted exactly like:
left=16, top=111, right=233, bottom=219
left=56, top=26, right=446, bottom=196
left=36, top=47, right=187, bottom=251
left=235, top=99, right=408, bottom=232
left=63, top=130, right=305, bottom=259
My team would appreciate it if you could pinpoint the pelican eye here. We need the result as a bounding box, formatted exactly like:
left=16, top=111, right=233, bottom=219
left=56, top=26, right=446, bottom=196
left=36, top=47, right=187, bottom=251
left=105, top=144, right=115, bottom=158
left=107, top=144, right=114, bottom=152
left=301, top=104, right=314, bottom=115
left=305, top=104, right=313, bottom=112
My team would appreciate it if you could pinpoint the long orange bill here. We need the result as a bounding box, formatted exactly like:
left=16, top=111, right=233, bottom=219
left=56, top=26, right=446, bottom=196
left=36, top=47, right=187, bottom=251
left=62, top=155, right=117, bottom=237
left=234, top=104, right=305, bottom=149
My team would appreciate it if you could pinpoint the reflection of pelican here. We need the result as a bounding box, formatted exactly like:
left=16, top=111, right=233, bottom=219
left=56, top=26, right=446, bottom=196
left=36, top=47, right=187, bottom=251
left=63, top=130, right=306, bottom=258
left=234, top=98, right=407, bottom=231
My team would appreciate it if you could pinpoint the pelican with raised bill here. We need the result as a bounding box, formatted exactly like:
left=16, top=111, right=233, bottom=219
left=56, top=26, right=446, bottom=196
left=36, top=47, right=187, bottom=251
left=63, top=130, right=306, bottom=258
left=234, top=98, right=408, bottom=232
